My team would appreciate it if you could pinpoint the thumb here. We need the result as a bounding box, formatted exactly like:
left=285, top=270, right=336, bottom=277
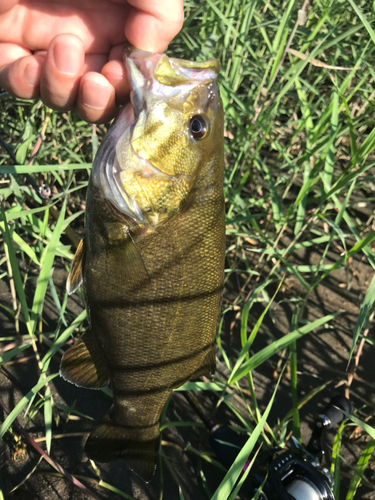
left=125, top=0, right=184, bottom=53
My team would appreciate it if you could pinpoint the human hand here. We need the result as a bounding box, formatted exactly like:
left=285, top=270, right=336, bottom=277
left=0, top=0, right=184, bottom=123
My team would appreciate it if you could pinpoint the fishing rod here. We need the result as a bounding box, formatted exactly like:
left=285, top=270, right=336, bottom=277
left=183, top=392, right=353, bottom=500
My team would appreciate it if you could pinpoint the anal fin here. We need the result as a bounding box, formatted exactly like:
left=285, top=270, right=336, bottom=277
left=60, top=329, right=109, bottom=389
left=67, top=237, right=86, bottom=294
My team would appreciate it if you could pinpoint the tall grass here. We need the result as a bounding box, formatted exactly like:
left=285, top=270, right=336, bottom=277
left=1, top=0, right=375, bottom=498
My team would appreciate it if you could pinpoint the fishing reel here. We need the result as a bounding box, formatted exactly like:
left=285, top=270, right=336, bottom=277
left=185, top=393, right=352, bottom=500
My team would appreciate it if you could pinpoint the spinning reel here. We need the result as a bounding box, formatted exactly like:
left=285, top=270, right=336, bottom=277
left=185, top=393, right=352, bottom=500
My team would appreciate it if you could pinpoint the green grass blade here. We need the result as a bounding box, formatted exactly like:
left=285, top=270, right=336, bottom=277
left=48, top=274, right=68, bottom=327
left=176, top=381, right=225, bottom=391
left=0, top=343, right=32, bottom=365
left=289, top=337, right=300, bottom=442
left=178, top=486, right=185, bottom=500
left=210, top=376, right=280, bottom=500
left=15, top=134, right=37, bottom=164
left=44, top=386, right=53, bottom=454
left=322, top=81, right=339, bottom=191
left=347, top=411, right=375, bottom=441
left=0, top=164, right=91, bottom=175
left=268, top=0, right=297, bottom=83
left=11, top=231, right=40, bottom=266
left=227, top=447, right=259, bottom=500
left=331, top=421, right=345, bottom=500
left=5, top=204, right=57, bottom=222
left=229, top=313, right=339, bottom=384
left=234, top=280, right=282, bottom=380
left=348, top=274, right=375, bottom=364
left=320, top=232, right=375, bottom=282
left=97, top=481, right=138, bottom=500
left=0, top=373, right=58, bottom=439
left=29, top=200, right=66, bottom=334
left=346, top=439, right=375, bottom=500
left=0, top=215, right=31, bottom=333
left=41, top=310, right=87, bottom=371
left=294, top=77, right=314, bottom=234
left=347, top=0, right=375, bottom=45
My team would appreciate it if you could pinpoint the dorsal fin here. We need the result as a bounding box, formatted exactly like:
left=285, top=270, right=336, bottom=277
left=67, top=238, right=86, bottom=294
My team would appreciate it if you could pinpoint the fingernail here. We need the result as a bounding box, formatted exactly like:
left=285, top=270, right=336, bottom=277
left=53, top=40, right=83, bottom=75
left=82, top=81, right=112, bottom=109
left=24, top=62, right=40, bottom=86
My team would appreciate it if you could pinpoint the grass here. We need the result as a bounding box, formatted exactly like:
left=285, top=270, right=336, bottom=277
left=1, top=0, right=375, bottom=498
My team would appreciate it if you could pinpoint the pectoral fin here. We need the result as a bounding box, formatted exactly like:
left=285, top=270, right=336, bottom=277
left=60, top=329, right=110, bottom=389
left=66, top=238, right=86, bottom=295
left=109, top=228, right=150, bottom=289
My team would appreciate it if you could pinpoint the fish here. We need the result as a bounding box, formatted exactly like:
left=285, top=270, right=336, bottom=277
left=60, top=45, right=225, bottom=482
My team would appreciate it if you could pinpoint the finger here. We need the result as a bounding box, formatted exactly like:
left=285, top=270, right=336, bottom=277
left=40, top=33, right=85, bottom=112
left=125, top=0, right=184, bottom=53
left=101, top=45, right=130, bottom=105
left=76, top=72, right=117, bottom=124
left=0, top=54, right=43, bottom=99
left=0, top=43, right=44, bottom=98
left=0, top=42, right=30, bottom=70
left=36, top=50, right=108, bottom=74
left=0, top=1, right=19, bottom=15
left=102, top=59, right=129, bottom=105
left=1, top=2, right=128, bottom=54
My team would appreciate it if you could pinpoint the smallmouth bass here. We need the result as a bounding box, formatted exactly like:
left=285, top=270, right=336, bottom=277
left=60, top=46, right=225, bottom=482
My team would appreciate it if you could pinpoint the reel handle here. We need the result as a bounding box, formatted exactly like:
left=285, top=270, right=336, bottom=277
left=321, top=395, right=353, bottom=428
left=306, top=395, right=352, bottom=455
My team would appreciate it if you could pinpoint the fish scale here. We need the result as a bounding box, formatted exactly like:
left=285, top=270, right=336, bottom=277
left=60, top=46, right=225, bottom=482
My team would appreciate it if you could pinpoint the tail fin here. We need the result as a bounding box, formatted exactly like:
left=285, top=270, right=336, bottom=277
left=85, top=414, right=159, bottom=482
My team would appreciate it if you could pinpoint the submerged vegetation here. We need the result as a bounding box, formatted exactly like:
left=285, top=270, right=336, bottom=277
left=1, top=0, right=375, bottom=498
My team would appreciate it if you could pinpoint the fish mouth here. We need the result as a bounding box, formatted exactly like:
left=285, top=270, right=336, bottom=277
left=124, top=44, right=220, bottom=118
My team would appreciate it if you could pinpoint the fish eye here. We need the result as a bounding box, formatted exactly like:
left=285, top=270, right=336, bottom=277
left=189, top=115, right=208, bottom=140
